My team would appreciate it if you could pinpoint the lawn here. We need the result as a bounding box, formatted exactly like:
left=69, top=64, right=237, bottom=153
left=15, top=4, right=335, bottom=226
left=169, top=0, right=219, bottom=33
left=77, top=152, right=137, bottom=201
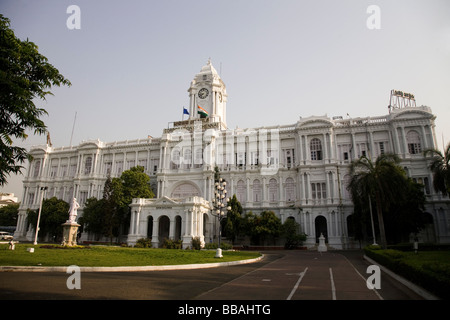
left=0, top=244, right=261, bottom=267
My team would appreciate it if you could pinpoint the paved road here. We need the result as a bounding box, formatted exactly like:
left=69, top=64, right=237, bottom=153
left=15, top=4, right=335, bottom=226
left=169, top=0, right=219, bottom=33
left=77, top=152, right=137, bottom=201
left=0, top=250, right=424, bottom=300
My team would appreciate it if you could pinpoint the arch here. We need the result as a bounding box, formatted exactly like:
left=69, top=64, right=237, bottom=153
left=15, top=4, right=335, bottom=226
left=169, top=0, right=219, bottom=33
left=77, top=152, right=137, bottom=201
left=158, top=215, right=170, bottom=244
left=315, top=215, right=328, bottom=243
left=170, top=182, right=201, bottom=199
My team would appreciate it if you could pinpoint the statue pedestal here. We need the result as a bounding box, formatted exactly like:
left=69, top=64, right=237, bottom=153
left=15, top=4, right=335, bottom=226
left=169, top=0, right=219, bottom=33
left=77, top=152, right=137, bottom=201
left=62, top=221, right=80, bottom=246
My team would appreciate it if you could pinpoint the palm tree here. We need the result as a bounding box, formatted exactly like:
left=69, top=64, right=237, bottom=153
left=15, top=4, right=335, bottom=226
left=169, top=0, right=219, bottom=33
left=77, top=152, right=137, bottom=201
left=348, top=153, right=408, bottom=249
left=424, top=143, right=450, bottom=196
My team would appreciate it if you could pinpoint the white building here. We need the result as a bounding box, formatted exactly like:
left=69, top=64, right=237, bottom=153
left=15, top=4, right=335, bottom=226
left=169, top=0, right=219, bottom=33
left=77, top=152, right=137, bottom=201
left=14, top=60, right=450, bottom=248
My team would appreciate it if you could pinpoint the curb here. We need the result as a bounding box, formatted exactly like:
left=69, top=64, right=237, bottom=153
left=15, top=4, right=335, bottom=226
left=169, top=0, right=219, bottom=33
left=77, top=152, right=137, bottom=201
left=363, top=255, right=440, bottom=300
left=0, top=254, right=264, bottom=273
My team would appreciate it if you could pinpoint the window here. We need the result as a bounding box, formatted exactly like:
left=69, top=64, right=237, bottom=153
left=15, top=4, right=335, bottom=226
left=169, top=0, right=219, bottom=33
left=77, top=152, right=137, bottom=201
left=407, top=130, right=422, bottom=154
left=284, top=149, right=295, bottom=168
left=311, top=182, right=326, bottom=201
left=50, top=166, right=58, bottom=178
left=310, top=138, right=322, bottom=160
left=33, top=160, right=41, bottom=177
left=116, top=161, right=123, bottom=176
left=171, top=183, right=200, bottom=199
left=236, top=180, right=246, bottom=204
left=378, top=142, right=385, bottom=155
left=269, top=178, right=278, bottom=202
left=84, top=157, right=92, bottom=175
left=127, top=160, right=135, bottom=170
left=285, top=177, right=295, bottom=202
left=138, top=159, right=148, bottom=171
left=253, top=179, right=261, bottom=202
left=171, top=149, right=180, bottom=169
left=104, top=161, right=112, bottom=175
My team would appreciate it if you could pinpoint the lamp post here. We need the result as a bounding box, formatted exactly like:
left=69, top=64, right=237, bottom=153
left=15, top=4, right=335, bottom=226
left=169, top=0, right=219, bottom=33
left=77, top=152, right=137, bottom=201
left=211, top=178, right=231, bottom=258
left=33, top=186, right=48, bottom=245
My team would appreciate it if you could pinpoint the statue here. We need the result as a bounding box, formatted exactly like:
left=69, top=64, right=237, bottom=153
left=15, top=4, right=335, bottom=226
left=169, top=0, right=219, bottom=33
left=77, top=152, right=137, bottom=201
left=68, top=197, right=80, bottom=223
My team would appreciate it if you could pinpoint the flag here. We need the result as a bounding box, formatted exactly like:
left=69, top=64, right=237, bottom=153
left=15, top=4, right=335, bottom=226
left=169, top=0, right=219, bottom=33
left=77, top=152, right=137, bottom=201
left=197, top=105, right=208, bottom=118
left=183, top=107, right=189, bottom=115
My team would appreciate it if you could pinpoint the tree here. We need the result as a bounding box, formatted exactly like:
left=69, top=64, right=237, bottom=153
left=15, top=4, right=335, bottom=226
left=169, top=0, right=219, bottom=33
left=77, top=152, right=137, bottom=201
left=0, top=203, right=19, bottom=226
left=112, top=166, right=154, bottom=235
left=383, top=179, right=428, bottom=243
left=0, top=15, right=71, bottom=186
left=424, top=143, right=450, bottom=196
left=26, top=197, right=69, bottom=242
left=78, top=197, right=105, bottom=241
left=79, top=168, right=154, bottom=243
left=222, top=194, right=242, bottom=244
left=348, top=154, right=408, bottom=249
left=282, top=218, right=306, bottom=249
left=241, top=210, right=282, bottom=245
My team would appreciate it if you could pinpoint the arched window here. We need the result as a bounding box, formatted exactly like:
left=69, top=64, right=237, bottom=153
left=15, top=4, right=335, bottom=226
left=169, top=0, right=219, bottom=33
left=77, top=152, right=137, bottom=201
left=310, top=138, right=323, bottom=160
left=407, top=130, right=422, bottom=154
left=253, top=179, right=261, bottom=202
left=285, top=177, right=295, bottom=202
left=171, top=149, right=180, bottom=169
left=33, top=160, right=41, bottom=177
left=84, top=156, right=92, bottom=175
left=171, top=183, right=200, bottom=199
left=236, top=180, right=246, bottom=204
left=269, top=178, right=278, bottom=202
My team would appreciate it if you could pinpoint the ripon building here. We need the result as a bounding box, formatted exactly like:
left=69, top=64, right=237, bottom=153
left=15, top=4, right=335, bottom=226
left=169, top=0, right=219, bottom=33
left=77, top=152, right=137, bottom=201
left=13, top=60, right=450, bottom=249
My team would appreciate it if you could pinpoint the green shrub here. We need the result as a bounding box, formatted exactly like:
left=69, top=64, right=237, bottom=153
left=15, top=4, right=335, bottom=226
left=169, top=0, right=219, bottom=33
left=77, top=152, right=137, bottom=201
left=204, top=242, right=233, bottom=250
left=135, top=238, right=152, bottom=248
left=191, top=237, right=202, bottom=250
left=162, top=238, right=182, bottom=249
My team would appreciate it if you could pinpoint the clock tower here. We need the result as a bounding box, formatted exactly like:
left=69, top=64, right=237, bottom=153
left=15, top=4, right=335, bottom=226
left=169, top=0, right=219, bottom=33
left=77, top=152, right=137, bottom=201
left=187, top=59, right=228, bottom=129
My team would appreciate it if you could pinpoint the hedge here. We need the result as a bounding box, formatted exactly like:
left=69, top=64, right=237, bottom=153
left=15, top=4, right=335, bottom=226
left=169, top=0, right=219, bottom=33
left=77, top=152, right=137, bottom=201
left=364, top=246, right=450, bottom=300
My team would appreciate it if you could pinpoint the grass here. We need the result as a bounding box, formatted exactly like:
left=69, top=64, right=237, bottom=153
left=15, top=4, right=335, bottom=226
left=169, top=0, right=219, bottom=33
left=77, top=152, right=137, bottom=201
left=0, top=244, right=261, bottom=267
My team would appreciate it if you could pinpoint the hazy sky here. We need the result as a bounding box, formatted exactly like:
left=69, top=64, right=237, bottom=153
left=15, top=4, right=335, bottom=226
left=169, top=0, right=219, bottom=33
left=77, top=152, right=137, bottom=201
left=1, top=0, right=450, bottom=198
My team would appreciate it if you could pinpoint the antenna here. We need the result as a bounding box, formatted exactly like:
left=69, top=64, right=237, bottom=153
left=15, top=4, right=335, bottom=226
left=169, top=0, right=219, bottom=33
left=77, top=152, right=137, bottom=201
left=70, top=111, right=77, bottom=147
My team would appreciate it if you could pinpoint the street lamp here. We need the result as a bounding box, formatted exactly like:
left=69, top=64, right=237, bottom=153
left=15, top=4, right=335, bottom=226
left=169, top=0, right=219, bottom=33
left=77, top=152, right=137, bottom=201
left=33, top=186, right=48, bottom=245
left=211, top=178, right=231, bottom=258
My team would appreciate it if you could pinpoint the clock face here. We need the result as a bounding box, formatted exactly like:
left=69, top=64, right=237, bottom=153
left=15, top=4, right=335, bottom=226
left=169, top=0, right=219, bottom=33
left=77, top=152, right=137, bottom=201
left=198, top=88, right=209, bottom=99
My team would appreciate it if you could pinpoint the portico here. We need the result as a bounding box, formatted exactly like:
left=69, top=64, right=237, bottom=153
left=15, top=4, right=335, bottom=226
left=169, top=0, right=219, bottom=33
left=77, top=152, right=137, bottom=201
left=127, top=196, right=213, bottom=249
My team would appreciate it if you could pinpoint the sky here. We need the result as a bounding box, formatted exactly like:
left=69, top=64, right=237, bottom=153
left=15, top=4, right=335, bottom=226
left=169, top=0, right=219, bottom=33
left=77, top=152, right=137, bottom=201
left=1, top=0, right=450, bottom=199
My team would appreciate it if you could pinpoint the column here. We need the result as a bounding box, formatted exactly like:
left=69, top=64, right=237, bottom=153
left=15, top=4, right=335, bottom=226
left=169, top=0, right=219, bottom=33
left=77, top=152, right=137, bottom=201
left=169, top=217, right=175, bottom=239
left=151, top=215, right=159, bottom=247
left=135, top=208, right=141, bottom=235
left=130, top=211, right=136, bottom=234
